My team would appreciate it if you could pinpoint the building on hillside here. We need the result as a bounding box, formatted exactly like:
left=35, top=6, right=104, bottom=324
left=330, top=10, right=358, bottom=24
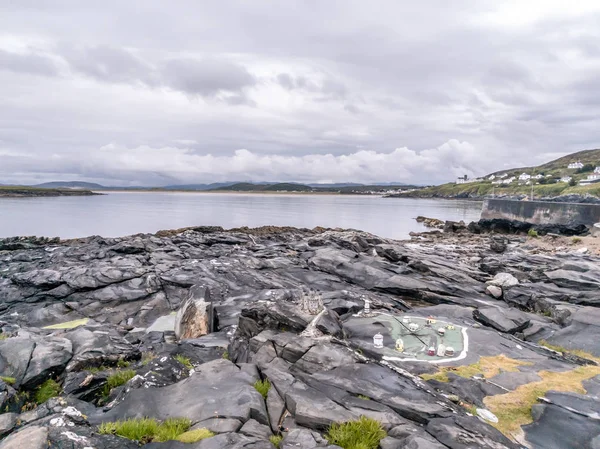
left=456, top=175, right=468, bottom=184
left=518, top=173, right=531, bottom=181
left=560, top=176, right=572, bottom=183
left=488, top=175, right=496, bottom=180
left=499, top=173, right=508, bottom=179
left=502, top=177, right=515, bottom=184
left=568, top=161, right=584, bottom=169
left=594, top=166, right=600, bottom=174
left=579, top=173, right=600, bottom=185
left=533, top=174, right=544, bottom=179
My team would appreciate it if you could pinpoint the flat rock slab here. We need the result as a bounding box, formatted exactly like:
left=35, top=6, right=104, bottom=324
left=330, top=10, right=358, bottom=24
left=0, top=425, right=48, bottom=449
left=92, top=359, right=268, bottom=426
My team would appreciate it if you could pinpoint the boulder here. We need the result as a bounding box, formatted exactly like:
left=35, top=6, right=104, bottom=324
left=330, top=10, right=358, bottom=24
left=485, top=285, right=503, bottom=299
left=0, top=413, right=17, bottom=438
left=473, top=307, right=530, bottom=334
left=488, top=273, right=519, bottom=289
left=21, top=336, right=73, bottom=389
left=175, top=285, right=214, bottom=340
left=0, top=426, right=48, bottom=449
left=65, top=325, right=140, bottom=371
left=0, top=338, right=35, bottom=388
left=523, top=392, right=600, bottom=449
left=489, top=237, right=507, bottom=254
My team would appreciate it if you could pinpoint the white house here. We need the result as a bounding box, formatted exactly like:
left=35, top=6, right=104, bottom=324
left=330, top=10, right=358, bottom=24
left=594, top=166, right=600, bottom=174
left=518, top=173, right=531, bottom=181
left=579, top=173, right=600, bottom=185
left=568, top=161, right=584, bottom=169
left=560, top=176, right=572, bottom=183
left=499, top=173, right=508, bottom=179
left=456, top=175, right=468, bottom=184
left=533, top=174, right=544, bottom=179
left=488, top=175, right=496, bottom=180
left=502, top=177, right=515, bottom=184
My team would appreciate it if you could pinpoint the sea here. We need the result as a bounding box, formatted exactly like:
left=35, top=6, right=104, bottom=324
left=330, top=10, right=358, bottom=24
left=0, top=192, right=482, bottom=240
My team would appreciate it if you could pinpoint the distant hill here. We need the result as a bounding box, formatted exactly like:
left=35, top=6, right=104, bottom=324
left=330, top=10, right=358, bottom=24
left=210, top=182, right=418, bottom=194
left=161, top=182, right=237, bottom=191
left=396, top=148, right=600, bottom=200
left=487, top=148, right=600, bottom=178
left=16, top=180, right=417, bottom=194
left=212, top=182, right=314, bottom=192
left=33, top=181, right=105, bottom=189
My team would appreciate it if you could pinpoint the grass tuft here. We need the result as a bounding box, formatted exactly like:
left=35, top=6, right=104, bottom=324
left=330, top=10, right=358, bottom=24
left=103, top=369, right=136, bottom=397
left=117, top=359, right=131, bottom=368
left=485, top=364, right=600, bottom=438
left=358, top=395, right=370, bottom=400
left=269, top=435, right=283, bottom=448
left=174, top=354, right=193, bottom=370
left=222, top=351, right=229, bottom=360
left=141, top=352, right=157, bottom=366
left=35, top=379, right=62, bottom=404
left=176, top=428, right=215, bottom=443
left=325, top=416, right=387, bottom=449
left=1, top=376, right=16, bottom=385
left=0, top=333, right=8, bottom=341
left=254, top=379, right=271, bottom=399
left=98, top=417, right=191, bottom=443
left=155, top=418, right=193, bottom=442
left=527, top=228, right=539, bottom=238
left=421, top=355, right=532, bottom=383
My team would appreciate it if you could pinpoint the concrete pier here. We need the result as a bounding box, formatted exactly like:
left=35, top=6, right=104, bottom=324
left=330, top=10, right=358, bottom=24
left=481, top=199, right=600, bottom=227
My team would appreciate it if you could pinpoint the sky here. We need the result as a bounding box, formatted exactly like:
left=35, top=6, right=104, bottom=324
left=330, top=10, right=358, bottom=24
left=1, top=1, right=600, bottom=186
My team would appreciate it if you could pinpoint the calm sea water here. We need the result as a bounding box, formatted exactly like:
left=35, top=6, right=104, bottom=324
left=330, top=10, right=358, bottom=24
left=0, top=192, right=482, bottom=240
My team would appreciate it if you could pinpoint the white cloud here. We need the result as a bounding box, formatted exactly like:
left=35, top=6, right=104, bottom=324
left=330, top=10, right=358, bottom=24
left=69, top=140, right=480, bottom=185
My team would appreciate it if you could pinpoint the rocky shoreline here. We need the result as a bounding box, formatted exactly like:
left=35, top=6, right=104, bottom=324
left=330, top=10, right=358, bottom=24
left=387, top=191, right=600, bottom=204
left=1, top=224, right=599, bottom=448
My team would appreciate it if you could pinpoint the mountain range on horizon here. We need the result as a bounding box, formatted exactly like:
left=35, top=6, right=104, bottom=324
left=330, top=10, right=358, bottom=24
left=2, top=181, right=416, bottom=191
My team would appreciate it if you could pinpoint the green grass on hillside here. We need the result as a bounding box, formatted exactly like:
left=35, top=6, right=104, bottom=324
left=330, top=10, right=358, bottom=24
left=403, top=180, right=600, bottom=199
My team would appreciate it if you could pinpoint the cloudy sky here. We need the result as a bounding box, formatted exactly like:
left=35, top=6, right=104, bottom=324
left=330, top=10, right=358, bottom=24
left=1, top=1, right=600, bottom=186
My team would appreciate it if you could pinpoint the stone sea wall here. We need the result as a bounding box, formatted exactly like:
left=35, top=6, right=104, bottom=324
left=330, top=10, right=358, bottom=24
left=481, top=198, right=600, bottom=226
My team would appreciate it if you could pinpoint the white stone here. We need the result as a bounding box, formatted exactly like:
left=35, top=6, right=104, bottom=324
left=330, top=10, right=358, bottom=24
left=476, top=408, right=499, bottom=423
left=486, top=285, right=503, bottom=299
left=488, top=273, right=519, bottom=288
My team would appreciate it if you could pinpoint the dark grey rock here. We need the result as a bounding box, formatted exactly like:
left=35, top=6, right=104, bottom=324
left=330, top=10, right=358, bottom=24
left=21, top=336, right=72, bottom=389
left=0, top=413, right=17, bottom=438
left=266, top=385, right=286, bottom=433
left=379, top=436, right=405, bottom=449
left=239, top=419, right=272, bottom=440
left=91, top=359, right=268, bottom=426
left=293, top=343, right=356, bottom=374
left=0, top=338, right=35, bottom=388
left=426, top=416, right=521, bottom=448
left=193, top=418, right=244, bottom=434
left=473, top=307, right=530, bottom=334
left=0, top=425, right=48, bottom=449
left=523, top=393, right=600, bottom=449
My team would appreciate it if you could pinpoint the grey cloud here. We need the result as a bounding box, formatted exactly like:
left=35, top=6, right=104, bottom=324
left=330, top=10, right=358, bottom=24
left=160, top=57, right=256, bottom=97
left=1, top=2, right=600, bottom=185
left=0, top=49, right=59, bottom=76
left=63, top=46, right=156, bottom=85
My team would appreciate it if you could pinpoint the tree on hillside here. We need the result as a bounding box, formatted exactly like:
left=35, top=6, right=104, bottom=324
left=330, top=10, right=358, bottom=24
left=569, top=178, right=577, bottom=186
left=576, top=164, right=594, bottom=174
